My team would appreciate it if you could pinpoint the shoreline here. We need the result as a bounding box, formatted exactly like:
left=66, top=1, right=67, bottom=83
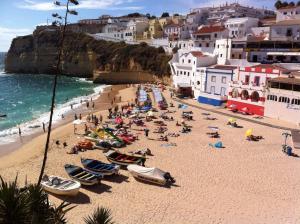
left=0, top=84, right=128, bottom=159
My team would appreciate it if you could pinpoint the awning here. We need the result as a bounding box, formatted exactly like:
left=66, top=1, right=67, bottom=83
left=267, top=52, right=300, bottom=56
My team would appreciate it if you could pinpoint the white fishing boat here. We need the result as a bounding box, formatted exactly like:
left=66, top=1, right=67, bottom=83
left=41, top=175, right=81, bottom=196
left=127, top=165, right=175, bottom=186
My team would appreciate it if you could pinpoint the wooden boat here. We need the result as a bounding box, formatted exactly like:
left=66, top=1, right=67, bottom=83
left=104, top=150, right=146, bottom=166
left=64, top=164, right=103, bottom=186
left=81, top=158, right=120, bottom=176
left=127, top=165, right=175, bottom=186
left=41, top=175, right=81, bottom=196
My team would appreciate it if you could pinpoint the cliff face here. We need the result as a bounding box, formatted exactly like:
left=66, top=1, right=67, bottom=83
left=5, top=29, right=171, bottom=82
left=5, top=30, right=96, bottom=77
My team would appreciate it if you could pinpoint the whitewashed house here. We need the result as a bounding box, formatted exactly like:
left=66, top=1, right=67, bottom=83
left=224, top=17, right=259, bottom=38
left=265, top=72, right=300, bottom=125
left=276, top=5, right=300, bottom=22
left=191, top=26, right=229, bottom=49
left=169, top=50, right=217, bottom=97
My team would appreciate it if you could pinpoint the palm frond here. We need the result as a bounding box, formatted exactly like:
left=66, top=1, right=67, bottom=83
left=84, top=206, right=114, bottom=224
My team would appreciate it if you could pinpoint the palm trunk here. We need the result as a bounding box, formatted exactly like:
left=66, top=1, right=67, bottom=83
left=38, top=1, right=70, bottom=185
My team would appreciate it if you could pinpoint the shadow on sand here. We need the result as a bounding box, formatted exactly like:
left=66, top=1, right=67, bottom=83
left=104, top=174, right=129, bottom=184
left=133, top=178, right=180, bottom=189
left=83, top=182, right=112, bottom=194
left=49, top=191, right=91, bottom=204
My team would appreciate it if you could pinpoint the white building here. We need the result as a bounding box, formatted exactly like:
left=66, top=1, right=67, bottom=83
left=265, top=73, right=300, bottom=125
left=192, top=3, right=274, bottom=23
left=224, top=17, right=259, bottom=38
left=270, top=19, right=300, bottom=41
left=192, top=25, right=229, bottom=48
left=276, top=5, right=300, bottom=22
left=169, top=50, right=217, bottom=97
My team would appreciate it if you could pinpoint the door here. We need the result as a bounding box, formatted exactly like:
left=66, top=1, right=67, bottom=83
left=210, top=86, right=215, bottom=94
left=221, top=87, right=226, bottom=96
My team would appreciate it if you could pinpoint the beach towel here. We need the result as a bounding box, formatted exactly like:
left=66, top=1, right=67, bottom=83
left=209, top=141, right=223, bottom=149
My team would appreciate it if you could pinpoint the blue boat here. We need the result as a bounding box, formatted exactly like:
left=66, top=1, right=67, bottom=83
left=81, top=158, right=120, bottom=176
left=64, top=164, right=103, bottom=186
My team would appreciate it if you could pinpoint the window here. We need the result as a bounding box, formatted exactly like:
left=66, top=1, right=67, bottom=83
left=220, top=54, right=223, bottom=58
left=206, top=43, right=209, bottom=47
left=188, top=59, right=191, bottom=63
left=184, top=71, right=186, bottom=75
left=211, top=76, right=216, bottom=82
left=279, top=96, right=290, bottom=103
left=253, top=76, right=260, bottom=86
left=214, top=33, right=217, bottom=38
left=180, top=71, right=183, bottom=74
left=187, top=72, right=190, bottom=76
left=232, top=54, right=235, bottom=58
left=197, top=81, right=200, bottom=85
left=182, top=59, right=184, bottom=63
left=222, top=76, right=227, bottom=84
left=267, top=95, right=277, bottom=101
left=239, top=54, right=242, bottom=59
left=210, top=86, right=215, bottom=94
left=244, top=75, right=250, bottom=85
left=292, top=98, right=300, bottom=105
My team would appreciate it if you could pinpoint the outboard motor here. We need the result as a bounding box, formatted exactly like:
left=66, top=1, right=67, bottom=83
left=164, top=172, right=176, bottom=184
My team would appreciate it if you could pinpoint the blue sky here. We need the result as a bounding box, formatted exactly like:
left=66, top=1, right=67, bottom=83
left=0, top=0, right=275, bottom=51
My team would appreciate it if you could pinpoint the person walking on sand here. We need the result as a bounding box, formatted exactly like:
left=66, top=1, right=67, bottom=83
left=92, top=102, right=95, bottom=109
left=99, top=114, right=103, bottom=123
left=42, top=122, right=46, bottom=133
left=144, top=128, right=149, bottom=138
left=74, top=114, right=78, bottom=120
left=18, top=126, right=21, bottom=137
left=79, top=113, right=82, bottom=120
left=70, top=104, right=73, bottom=110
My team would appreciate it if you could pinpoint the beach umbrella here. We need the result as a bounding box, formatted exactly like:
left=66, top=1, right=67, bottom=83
left=73, top=119, right=86, bottom=125
left=115, top=117, right=123, bottom=124
left=245, top=129, right=253, bottom=137
left=228, top=118, right=236, bottom=123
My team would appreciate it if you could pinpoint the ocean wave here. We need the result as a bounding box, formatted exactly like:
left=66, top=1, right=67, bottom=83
left=0, top=84, right=108, bottom=146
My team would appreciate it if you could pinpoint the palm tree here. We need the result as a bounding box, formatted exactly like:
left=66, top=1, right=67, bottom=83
left=84, top=207, right=115, bottom=224
left=0, top=176, right=74, bottom=223
left=38, top=0, right=79, bottom=185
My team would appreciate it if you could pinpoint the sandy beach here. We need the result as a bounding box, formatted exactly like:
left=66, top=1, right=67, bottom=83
left=0, top=85, right=300, bottom=224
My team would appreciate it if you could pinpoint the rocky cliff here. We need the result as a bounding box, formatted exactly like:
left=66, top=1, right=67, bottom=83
left=5, top=28, right=171, bottom=83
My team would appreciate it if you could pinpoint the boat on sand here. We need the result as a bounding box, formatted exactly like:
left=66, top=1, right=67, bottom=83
left=41, top=175, right=81, bottom=196
left=64, top=164, right=103, bottom=186
left=104, top=150, right=146, bottom=166
left=81, top=158, right=120, bottom=176
left=127, top=164, right=175, bottom=186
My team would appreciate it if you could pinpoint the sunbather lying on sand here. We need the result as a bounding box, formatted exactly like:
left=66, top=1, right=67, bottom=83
left=246, top=135, right=264, bottom=141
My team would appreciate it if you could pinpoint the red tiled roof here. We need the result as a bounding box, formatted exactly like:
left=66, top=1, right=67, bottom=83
left=194, top=26, right=226, bottom=34
left=190, top=51, right=205, bottom=58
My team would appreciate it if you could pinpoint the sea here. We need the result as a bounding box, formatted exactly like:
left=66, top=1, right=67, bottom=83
left=0, top=59, right=106, bottom=145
